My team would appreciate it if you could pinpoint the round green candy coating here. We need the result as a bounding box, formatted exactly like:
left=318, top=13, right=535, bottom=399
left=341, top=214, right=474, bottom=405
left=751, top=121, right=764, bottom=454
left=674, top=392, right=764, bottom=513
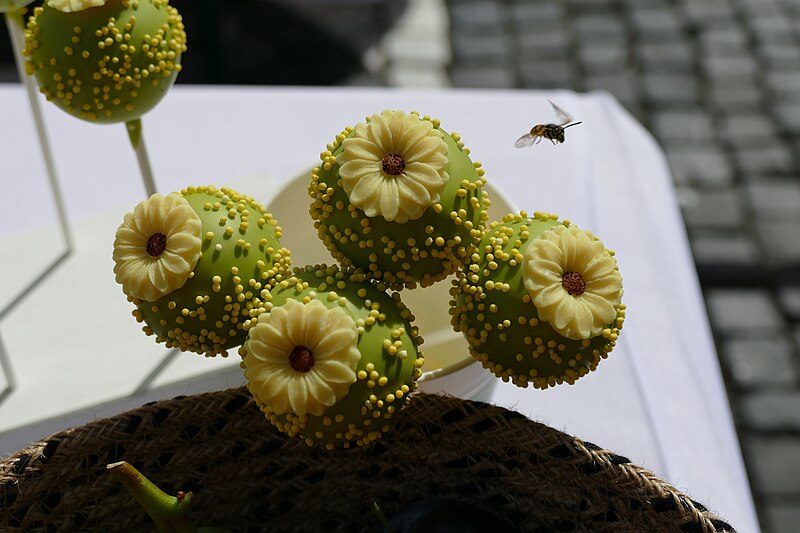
left=310, top=117, right=489, bottom=290
left=132, top=186, right=291, bottom=357
left=450, top=212, right=625, bottom=390
left=242, top=264, right=424, bottom=449
left=23, top=0, right=186, bottom=123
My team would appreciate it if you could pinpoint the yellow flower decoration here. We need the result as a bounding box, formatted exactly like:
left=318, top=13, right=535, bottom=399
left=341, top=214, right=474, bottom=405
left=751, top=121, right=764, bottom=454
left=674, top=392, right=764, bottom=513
left=113, top=193, right=202, bottom=302
left=243, top=299, right=361, bottom=417
left=337, top=110, right=449, bottom=223
left=523, top=225, right=623, bottom=340
left=47, top=0, right=106, bottom=12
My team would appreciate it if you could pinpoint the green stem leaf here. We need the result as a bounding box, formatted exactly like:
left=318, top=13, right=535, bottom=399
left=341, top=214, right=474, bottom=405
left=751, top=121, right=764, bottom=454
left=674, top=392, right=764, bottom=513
left=366, top=498, right=398, bottom=533
left=107, top=461, right=198, bottom=533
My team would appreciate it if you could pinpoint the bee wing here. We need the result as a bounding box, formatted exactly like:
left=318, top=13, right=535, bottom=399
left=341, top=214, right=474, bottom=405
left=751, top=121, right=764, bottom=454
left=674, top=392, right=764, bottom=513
left=514, top=133, right=537, bottom=148
left=548, top=100, right=574, bottom=126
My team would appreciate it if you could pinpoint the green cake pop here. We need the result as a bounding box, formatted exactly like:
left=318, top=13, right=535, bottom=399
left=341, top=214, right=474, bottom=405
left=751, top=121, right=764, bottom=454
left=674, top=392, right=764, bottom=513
left=309, top=110, right=490, bottom=290
left=23, top=0, right=186, bottom=124
left=240, top=264, right=424, bottom=449
left=113, top=185, right=292, bottom=357
left=450, top=211, right=625, bottom=389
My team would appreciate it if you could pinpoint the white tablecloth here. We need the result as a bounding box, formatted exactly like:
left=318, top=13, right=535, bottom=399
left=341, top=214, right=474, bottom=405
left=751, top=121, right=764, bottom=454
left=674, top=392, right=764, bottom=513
left=0, top=85, right=759, bottom=532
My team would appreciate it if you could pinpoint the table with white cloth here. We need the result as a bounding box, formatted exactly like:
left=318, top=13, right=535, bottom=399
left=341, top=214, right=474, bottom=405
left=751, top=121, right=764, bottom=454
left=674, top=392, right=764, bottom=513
left=0, top=85, right=759, bottom=532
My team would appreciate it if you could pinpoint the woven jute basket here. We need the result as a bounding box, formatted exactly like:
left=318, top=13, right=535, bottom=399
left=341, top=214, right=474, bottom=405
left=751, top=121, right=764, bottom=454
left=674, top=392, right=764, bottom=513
left=0, top=387, right=734, bottom=532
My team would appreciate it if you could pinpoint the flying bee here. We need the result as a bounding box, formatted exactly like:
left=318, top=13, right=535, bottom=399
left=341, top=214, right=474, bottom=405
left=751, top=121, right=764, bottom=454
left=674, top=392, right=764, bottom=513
left=514, top=100, right=582, bottom=147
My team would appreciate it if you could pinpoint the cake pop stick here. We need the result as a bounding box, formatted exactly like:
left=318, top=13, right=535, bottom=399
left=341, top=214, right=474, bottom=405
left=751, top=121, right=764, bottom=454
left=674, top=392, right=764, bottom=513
left=126, top=117, right=156, bottom=196
left=23, top=0, right=187, bottom=197
left=4, top=6, right=74, bottom=250
left=1, top=5, right=72, bottom=392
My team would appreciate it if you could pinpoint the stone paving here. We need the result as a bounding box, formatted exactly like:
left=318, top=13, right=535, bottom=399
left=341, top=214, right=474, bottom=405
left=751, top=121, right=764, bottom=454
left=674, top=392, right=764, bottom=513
left=359, top=0, right=800, bottom=531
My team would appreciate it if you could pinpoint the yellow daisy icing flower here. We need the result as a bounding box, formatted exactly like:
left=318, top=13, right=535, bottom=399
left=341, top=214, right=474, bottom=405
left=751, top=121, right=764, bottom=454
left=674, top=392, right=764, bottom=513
left=113, top=193, right=202, bottom=303
left=47, top=0, right=105, bottom=12
left=337, top=110, right=449, bottom=223
left=522, top=224, right=623, bottom=341
left=0, top=0, right=35, bottom=12
left=243, top=299, right=361, bottom=417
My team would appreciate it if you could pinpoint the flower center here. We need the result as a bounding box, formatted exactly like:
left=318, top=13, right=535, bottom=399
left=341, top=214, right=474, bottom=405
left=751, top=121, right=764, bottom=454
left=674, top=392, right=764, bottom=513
left=146, top=233, right=168, bottom=257
left=289, top=345, right=315, bottom=372
left=381, top=153, right=405, bottom=175
left=562, top=272, right=586, bottom=296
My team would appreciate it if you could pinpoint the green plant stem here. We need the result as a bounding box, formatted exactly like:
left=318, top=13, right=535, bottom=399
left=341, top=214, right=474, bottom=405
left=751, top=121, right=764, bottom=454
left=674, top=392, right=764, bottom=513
left=107, top=461, right=197, bottom=533
left=367, top=498, right=398, bottom=533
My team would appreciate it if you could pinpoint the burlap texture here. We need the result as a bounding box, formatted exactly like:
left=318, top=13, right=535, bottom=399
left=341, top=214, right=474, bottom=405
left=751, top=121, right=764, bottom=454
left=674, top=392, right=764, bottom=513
left=0, top=388, right=735, bottom=532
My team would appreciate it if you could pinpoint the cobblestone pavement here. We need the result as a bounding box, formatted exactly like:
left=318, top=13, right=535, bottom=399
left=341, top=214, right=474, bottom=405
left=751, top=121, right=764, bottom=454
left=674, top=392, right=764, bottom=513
left=354, top=0, right=800, bottom=531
